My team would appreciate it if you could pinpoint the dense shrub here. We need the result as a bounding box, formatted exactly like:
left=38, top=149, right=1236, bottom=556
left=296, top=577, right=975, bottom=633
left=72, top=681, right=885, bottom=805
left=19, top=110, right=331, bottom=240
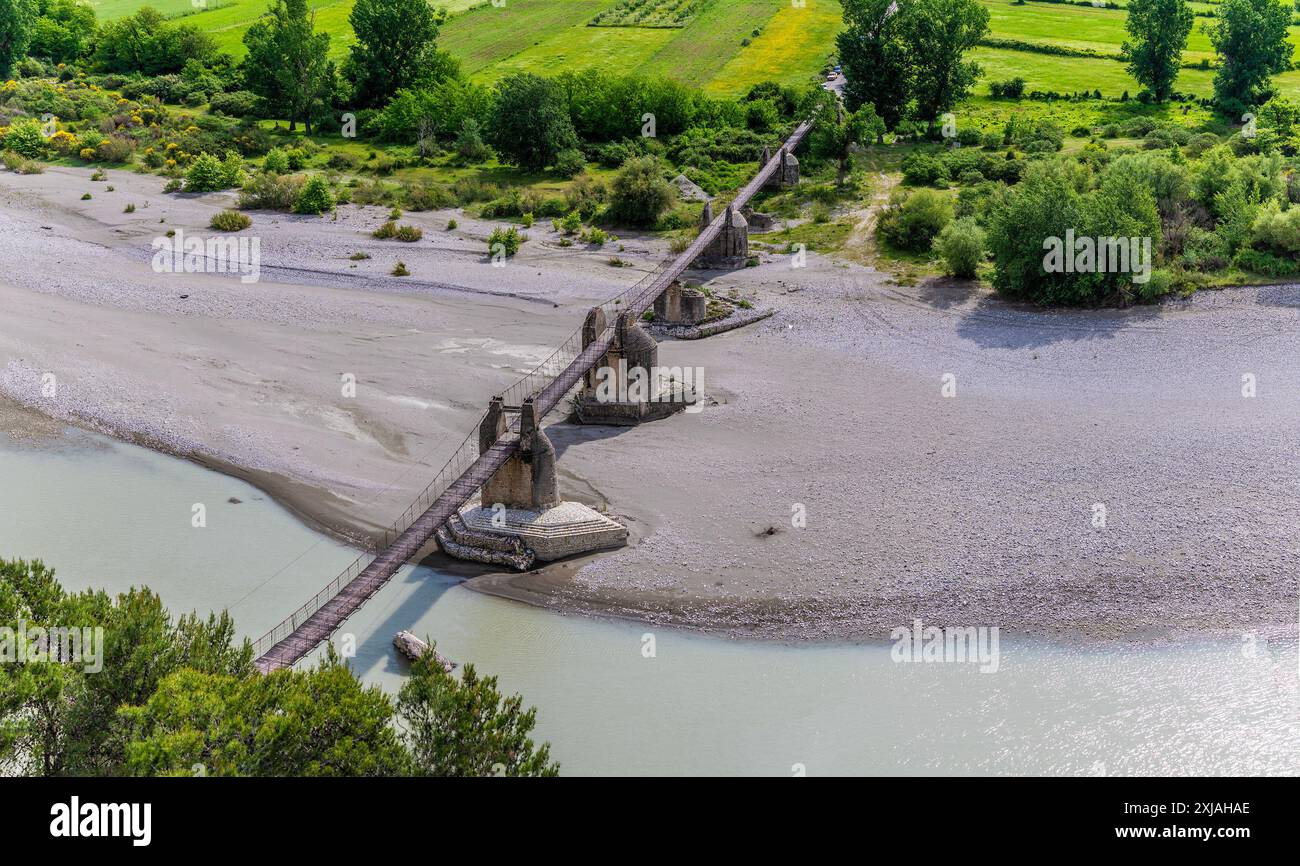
left=294, top=176, right=334, bottom=215
left=933, top=217, right=987, bottom=277
left=238, top=172, right=306, bottom=211
left=1, top=150, right=44, bottom=174
left=450, top=176, right=498, bottom=205
left=353, top=178, right=397, bottom=206
left=403, top=183, right=454, bottom=211
left=877, top=189, right=953, bottom=252
left=97, top=135, right=135, bottom=163
left=606, top=156, right=674, bottom=227
left=955, top=181, right=1007, bottom=224
left=667, top=125, right=769, bottom=167
left=901, top=151, right=948, bottom=186
left=1185, top=132, right=1221, bottom=157
left=989, top=77, right=1026, bottom=99
left=2, top=119, right=47, bottom=159
left=985, top=158, right=1161, bottom=305
left=210, top=210, right=252, bottom=232
left=488, top=225, right=523, bottom=257
left=1179, top=227, right=1230, bottom=271
left=553, top=147, right=587, bottom=178
left=184, top=153, right=226, bottom=192
left=209, top=90, right=261, bottom=118
left=263, top=148, right=289, bottom=174
left=554, top=210, right=583, bottom=235
left=1233, top=247, right=1300, bottom=276
left=1249, top=201, right=1300, bottom=254
left=1099, top=152, right=1191, bottom=210
left=1028, top=119, right=1065, bottom=151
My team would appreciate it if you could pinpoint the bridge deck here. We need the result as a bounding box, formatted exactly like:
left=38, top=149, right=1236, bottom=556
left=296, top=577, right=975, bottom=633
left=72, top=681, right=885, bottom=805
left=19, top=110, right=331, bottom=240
left=253, top=120, right=813, bottom=672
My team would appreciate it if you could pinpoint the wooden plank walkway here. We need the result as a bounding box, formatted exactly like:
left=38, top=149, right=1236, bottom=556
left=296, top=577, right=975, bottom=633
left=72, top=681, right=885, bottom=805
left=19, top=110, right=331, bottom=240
left=253, top=120, right=813, bottom=672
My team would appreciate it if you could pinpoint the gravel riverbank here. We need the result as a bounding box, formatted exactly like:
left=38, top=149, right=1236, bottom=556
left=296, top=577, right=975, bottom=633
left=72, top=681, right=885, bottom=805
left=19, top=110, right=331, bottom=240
left=2, top=163, right=1296, bottom=644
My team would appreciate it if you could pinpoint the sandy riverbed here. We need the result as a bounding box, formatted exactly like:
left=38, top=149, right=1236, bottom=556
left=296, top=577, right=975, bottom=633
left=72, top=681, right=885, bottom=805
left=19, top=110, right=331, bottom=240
left=2, top=163, right=1297, bottom=644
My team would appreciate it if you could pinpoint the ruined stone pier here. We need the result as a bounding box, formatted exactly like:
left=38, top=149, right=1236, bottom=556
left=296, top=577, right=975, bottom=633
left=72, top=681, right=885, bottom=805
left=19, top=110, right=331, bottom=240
left=573, top=309, right=694, bottom=426
left=436, top=395, right=627, bottom=570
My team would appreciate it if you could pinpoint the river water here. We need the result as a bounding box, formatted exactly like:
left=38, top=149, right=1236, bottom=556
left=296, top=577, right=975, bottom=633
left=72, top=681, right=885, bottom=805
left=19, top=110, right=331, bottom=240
left=3, top=427, right=1298, bottom=775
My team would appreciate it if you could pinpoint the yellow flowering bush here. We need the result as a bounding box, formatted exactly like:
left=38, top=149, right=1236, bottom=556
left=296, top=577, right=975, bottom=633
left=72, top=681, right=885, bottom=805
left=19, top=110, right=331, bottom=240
left=49, top=130, right=77, bottom=155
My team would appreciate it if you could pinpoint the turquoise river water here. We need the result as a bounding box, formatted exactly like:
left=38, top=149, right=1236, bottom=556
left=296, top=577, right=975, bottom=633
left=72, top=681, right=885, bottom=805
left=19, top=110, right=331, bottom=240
left=2, top=427, right=1298, bottom=775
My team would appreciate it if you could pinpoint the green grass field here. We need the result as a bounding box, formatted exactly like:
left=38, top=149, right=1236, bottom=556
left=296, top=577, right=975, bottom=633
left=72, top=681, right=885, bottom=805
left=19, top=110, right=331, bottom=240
left=976, top=0, right=1300, bottom=64
left=438, top=0, right=837, bottom=95
left=89, top=0, right=1300, bottom=101
left=95, top=0, right=841, bottom=95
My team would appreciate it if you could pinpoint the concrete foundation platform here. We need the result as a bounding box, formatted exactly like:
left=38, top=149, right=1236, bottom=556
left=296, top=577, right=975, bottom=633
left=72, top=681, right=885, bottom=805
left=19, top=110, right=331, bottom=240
left=442, top=501, right=628, bottom=569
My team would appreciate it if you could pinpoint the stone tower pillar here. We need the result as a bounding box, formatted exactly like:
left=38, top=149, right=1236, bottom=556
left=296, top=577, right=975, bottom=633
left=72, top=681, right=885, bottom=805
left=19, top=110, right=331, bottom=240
left=481, top=396, right=559, bottom=510
left=479, top=395, right=505, bottom=454
left=779, top=148, right=800, bottom=186
left=694, top=204, right=748, bottom=268
left=581, top=305, right=608, bottom=391
left=764, top=146, right=800, bottom=189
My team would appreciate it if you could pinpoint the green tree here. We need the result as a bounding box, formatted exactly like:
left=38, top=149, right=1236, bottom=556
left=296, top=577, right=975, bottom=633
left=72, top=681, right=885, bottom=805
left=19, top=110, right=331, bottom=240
left=92, top=7, right=216, bottom=76
left=122, top=648, right=406, bottom=776
left=0, top=0, right=36, bottom=79
left=1, top=558, right=252, bottom=776
left=807, top=89, right=885, bottom=182
left=837, top=0, right=912, bottom=132
left=1206, top=0, right=1294, bottom=115
left=489, top=72, right=579, bottom=171
left=242, top=0, right=335, bottom=133
left=346, top=0, right=455, bottom=108
left=398, top=647, right=558, bottom=777
left=1122, top=0, right=1194, bottom=102
left=902, top=0, right=989, bottom=133
left=27, top=0, right=94, bottom=65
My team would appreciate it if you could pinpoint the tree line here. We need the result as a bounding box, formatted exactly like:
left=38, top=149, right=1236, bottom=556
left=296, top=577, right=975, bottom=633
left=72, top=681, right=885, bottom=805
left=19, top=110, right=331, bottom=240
left=1, top=558, right=558, bottom=776
left=837, top=0, right=1297, bottom=131
left=0, top=0, right=452, bottom=133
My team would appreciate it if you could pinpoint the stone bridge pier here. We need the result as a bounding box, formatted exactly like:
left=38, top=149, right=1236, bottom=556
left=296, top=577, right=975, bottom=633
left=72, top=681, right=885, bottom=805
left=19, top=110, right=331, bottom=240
left=761, top=145, right=800, bottom=189
left=574, top=309, right=695, bottom=425
left=693, top=201, right=749, bottom=269
left=436, top=395, right=626, bottom=570
left=654, top=281, right=708, bottom=325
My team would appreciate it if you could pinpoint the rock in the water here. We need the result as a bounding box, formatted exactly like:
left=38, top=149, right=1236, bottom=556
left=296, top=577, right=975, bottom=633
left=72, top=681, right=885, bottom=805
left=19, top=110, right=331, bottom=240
left=393, top=631, right=455, bottom=671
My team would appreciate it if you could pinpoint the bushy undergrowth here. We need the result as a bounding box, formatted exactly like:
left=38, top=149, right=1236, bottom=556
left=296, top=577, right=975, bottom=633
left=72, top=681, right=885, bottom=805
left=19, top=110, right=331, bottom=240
left=210, top=209, right=252, bottom=231
left=877, top=188, right=953, bottom=252
left=934, top=217, right=987, bottom=278
left=239, top=172, right=306, bottom=211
